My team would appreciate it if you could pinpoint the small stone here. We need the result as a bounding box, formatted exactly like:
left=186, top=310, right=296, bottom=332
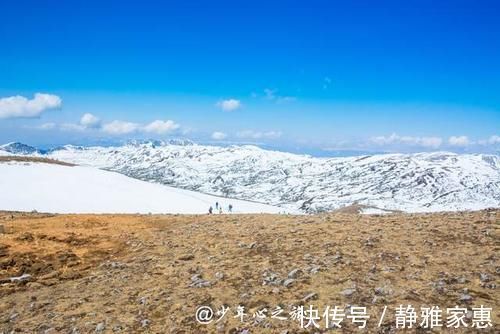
left=139, top=296, right=147, bottom=305
left=248, top=242, right=257, bottom=249
left=341, top=288, right=356, bottom=297
left=10, top=273, right=32, bottom=284
left=215, top=272, right=224, bottom=280
left=374, top=286, right=392, bottom=296
left=283, top=278, right=295, bottom=288
left=140, top=319, right=150, bottom=327
left=459, top=294, right=473, bottom=303
left=178, top=254, right=194, bottom=261
left=272, top=287, right=280, bottom=294
left=479, top=273, right=492, bottom=282
left=216, top=322, right=225, bottom=333
left=287, top=268, right=302, bottom=279
left=95, top=323, right=105, bottom=333
left=191, top=274, right=202, bottom=281
left=301, top=292, right=318, bottom=302
left=309, top=266, right=321, bottom=274
left=190, top=278, right=211, bottom=288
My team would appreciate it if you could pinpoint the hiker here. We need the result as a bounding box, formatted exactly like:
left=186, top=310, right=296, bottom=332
left=208, top=206, right=213, bottom=214
left=215, top=202, right=219, bottom=210
left=228, top=204, right=233, bottom=213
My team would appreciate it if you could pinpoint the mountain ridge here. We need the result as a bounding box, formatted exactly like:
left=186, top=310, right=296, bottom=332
left=1, top=141, right=499, bottom=213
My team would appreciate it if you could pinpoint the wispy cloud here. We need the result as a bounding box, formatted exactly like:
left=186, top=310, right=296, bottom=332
left=142, top=120, right=180, bottom=135
left=448, top=135, right=470, bottom=147
left=371, top=133, right=443, bottom=148
left=263, top=88, right=296, bottom=103
left=216, top=99, right=241, bottom=111
left=60, top=115, right=181, bottom=136
left=37, top=122, right=56, bottom=130
left=211, top=131, right=227, bottom=140
left=0, top=93, right=62, bottom=119
left=237, top=130, right=282, bottom=140
left=102, top=120, right=140, bottom=135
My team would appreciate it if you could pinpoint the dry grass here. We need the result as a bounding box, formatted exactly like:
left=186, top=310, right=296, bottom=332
left=0, top=210, right=498, bottom=333
left=0, top=156, right=76, bottom=166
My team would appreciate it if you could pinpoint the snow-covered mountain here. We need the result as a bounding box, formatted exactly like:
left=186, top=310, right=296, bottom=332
left=0, top=142, right=44, bottom=155
left=2, top=141, right=499, bottom=213
left=0, top=160, right=282, bottom=214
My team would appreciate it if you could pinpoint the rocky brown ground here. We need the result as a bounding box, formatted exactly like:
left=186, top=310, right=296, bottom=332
left=0, top=210, right=498, bottom=333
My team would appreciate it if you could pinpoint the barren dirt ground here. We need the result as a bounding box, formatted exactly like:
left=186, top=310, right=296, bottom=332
left=0, top=210, right=498, bottom=333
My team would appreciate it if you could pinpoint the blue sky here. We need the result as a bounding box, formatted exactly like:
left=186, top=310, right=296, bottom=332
left=0, top=0, right=499, bottom=154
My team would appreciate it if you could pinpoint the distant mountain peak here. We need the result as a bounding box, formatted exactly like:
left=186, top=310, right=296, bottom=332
left=0, top=142, right=43, bottom=154
left=125, top=138, right=195, bottom=147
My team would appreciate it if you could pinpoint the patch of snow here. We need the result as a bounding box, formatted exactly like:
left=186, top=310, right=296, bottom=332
left=360, top=208, right=392, bottom=215
left=0, top=161, right=286, bottom=214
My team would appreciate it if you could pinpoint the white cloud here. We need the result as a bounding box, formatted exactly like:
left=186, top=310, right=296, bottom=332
left=38, top=122, right=56, bottom=130
left=488, top=135, right=500, bottom=145
left=237, top=130, right=282, bottom=140
left=211, top=131, right=227, bottom=140
left=143, top=120, right=180, bottom=134
left=102, top=120, right=140, bottom=135
left=217, top=99, right=241, bottom=111
left=60, top=123, right=86, bottom=132
left=419, top=137, right=443, bottom=148
left=371, top=133, right=442, bottom=148
left=448, top=135, right=469, bottom=147
left=263, top=88, right=296, bottom=103
left=80, top=113, right=101, bottom=129
left=0, top=93, right=62, bottom=119
left=60, top=115, right=182, bottom=136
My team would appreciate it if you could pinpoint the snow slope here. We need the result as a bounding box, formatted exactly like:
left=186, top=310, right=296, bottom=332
left=2, top=141, right=499, bottom=213
left=0, top=161, right=284, bottom=214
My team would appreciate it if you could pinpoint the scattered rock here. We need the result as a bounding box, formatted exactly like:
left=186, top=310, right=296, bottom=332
left=215, top=272, right=224, bottom=280
left=341, top=288, right=356, bottom=297
left=432, top=280, right=447, bottom=294
left=140, top=319, right=150, bottom=327
left=95, top=322, right=105, bottom=333
left=459, top=293, right=473, bottom=303
left=262, top=271, right=281, bottom=286
left=283, top=278, right=295, bottom=288
left=287, top=268, right=302, bottom=279
left=309, top=266, right=321, bottom=274
left=178, top=254, right=194, bottom=261
left=301, top=292, right=318, bottom=303
left=190, top=278, right=211, bottom=288
left=216, top=322, right=225, bottom=333
left=248, top=242, right=257, bottom=249
left=479, top=273, right=493, bottom=283
left=374, top=286, right=392, bottom=296
left=7, top=273, right=33, bottom=284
